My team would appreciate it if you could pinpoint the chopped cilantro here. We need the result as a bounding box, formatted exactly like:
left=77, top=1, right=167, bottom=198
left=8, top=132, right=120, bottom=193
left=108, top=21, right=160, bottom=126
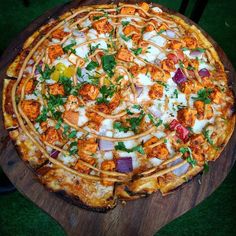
left=69, top=141, right=78, bottom=155
left=55, top=118, right=63, bottom=130
left=187, top=65, right=195, bottom=71
left=203, top=162, right=209, bottom=173
left=37, top=64, right=55, bottom=81
left=63, top=124, right=70, bottom=136
left=59, top=76, right=73, bottom=95
left=76, top=67, right=82, bottom=77
left=179, top=147, right=196, bottom=167
left=113, top=122, right=129, bottom=132
left=115, top=142, right=145, bottom=154
left=89, top=43, right=100, bottom=55
left=121, top=21, right=130, bottom=26
left=179, top=61, right=184, bottom=68
left=86, top=61, right=99, bottom=71
left=126, top=111, right=145, bottom=133
left=101, top=54, right=116, bottom=77
left=148, top=113, right=163, bottom=127
left=157, top=29, right=165, bottom=35
left=88, top=75, right=99, bottom=86
left=96, top=84, right=116, bottom=104
left=120, top=34, right=131, bottom=42
left=132, top=104, right=141, bottom=110
left=68, top=130, right=77, bottom=139
left=131, top=48, right=142, bottom=56
left=63, top=42, right=76, bottom=54
left=182, top=47, right=189, bottom=51
left=174, top=89, right=179, bottom=98
left=202, top=129, right=214, bottom=146
left=36, top=107, right=48, bottom=123
left=193, top=88, right=213, bottom=104
left=195, top=48, right=206, bottom=53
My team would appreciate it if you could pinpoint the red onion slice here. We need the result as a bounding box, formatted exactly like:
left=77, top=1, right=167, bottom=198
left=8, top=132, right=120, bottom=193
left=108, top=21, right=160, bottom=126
left=50, top=149, right=60, bottom=159
left=116, top=157, right=133, bottom=173
left=135, top=86, right=143, bottom=97
left=98, top=139, right=114, bottom=151
left=172, top=68, right=187, bottom=84
left=198, top=68, right=210, bottom=78
left=190, top=50, right=202, bottom=58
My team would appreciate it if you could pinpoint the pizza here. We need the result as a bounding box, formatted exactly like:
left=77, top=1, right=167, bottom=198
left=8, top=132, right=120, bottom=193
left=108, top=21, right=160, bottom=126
left=2, top=2, right=235, bottom=212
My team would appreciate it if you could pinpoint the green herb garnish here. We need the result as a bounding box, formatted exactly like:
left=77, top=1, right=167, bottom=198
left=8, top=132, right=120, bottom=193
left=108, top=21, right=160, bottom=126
left=113, top=122, right=129, bottom=132
left=115, top=142, right=145, bottom=154
left=179, top=147, right=197, bottom=167
left=120, top=34, right=131, bottom=42
left=96, top=84, right=116, bottom=104
left=37, top=64, right=55, bottom=81
left=174, top=89, right=179, bottom=98
left=131, top=48, right=142, bottom=56
left=121, top=21, right=130, bottom=26
left=36, top=107, right=48, bottom=123
left=68, top=130, right=77, bottom=139
left=63, top=42, right=76, bottom=54
left=86, top=61, right=99, bottom=71
left=101, top=54, right=116, bottom=77
left=193, top=88, right=213, bottom=104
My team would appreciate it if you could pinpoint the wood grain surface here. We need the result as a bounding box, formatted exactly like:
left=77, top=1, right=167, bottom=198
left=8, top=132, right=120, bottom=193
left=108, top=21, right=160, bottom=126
left=0, top=1, right=236, bottom=235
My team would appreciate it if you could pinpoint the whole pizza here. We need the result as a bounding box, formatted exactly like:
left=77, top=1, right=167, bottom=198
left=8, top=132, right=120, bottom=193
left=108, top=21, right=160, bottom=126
left=2, top=2, right=235, bottom=212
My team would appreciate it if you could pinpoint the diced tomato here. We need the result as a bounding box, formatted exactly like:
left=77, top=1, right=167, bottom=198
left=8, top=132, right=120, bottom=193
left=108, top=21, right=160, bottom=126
left=169, top=119, right=190, bottom=142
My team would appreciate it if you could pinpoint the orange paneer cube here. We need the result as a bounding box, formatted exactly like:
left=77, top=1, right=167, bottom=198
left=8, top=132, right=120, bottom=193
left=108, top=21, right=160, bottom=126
left=21, top=100, right=41, bottom=120
left=92, top=18, right=113, bottom=34
left=48, top=44, right=64, bottom=61
left=48, top=83, right=65, bottom=96
left=148, top=83, right=164, bottom=99
left=120, top=7, right=136, bottom=15
left=117, top=48, right=133, bottom=62
left=79, top=84, right=99, bottom=100
left=177, top=108, right=197, bottom=127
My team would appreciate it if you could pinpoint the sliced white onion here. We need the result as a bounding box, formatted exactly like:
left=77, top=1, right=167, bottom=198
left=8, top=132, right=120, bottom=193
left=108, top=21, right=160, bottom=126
left=28, top=59, right=34, bottom=65
left=152, top=7, right=163, bottom=13
left=169, top=158, right=190, bottom=176
left=73, top=30, right=85, bottom=38
left=77, top=68, right=89, bottom=82
left=166, top=30, right=176, bottom=38
left=98, top=139, right=114, bottom=151
left=148, top=106, right=162, bottom=118
left=135, top=86, right=143, bottom=97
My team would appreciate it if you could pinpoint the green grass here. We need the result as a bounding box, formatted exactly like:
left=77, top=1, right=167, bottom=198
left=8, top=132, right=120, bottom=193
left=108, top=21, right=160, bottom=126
left=0, top=0, right=236, bottom=235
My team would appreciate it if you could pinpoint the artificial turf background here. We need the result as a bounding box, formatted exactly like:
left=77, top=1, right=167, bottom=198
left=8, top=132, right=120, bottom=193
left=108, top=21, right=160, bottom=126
left=0, top=0, right=236, bottom=235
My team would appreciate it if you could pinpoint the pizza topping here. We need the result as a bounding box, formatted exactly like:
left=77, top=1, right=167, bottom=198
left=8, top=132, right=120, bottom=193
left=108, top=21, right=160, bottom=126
left=51, top=28, right=69, bottom=40
left=117, top=48, right=133, bottom=62
left=6, top=3, right=234, bottom=207
left=92, top=18, right=113, bottom=34
left=21, top=100, right=41, bottom=120
left=116, top=157, right=133, bottom=173
left=48, top=44, right=64, bottom=61
left=41, top=127, right=63, bottom=145
left=79, top=83, right=99, bottom=100
left=172, top=68, right=187, bottom=84
left=148, top=83, right=164, bottom=99
left=48, top=83, right=65, bottom=96
left=177, top=108, right=197, bottom=127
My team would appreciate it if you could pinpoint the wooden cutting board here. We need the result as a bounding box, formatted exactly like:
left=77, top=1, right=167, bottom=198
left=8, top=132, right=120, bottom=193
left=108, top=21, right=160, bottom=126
left=0, top=1, right=236, bottom=235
